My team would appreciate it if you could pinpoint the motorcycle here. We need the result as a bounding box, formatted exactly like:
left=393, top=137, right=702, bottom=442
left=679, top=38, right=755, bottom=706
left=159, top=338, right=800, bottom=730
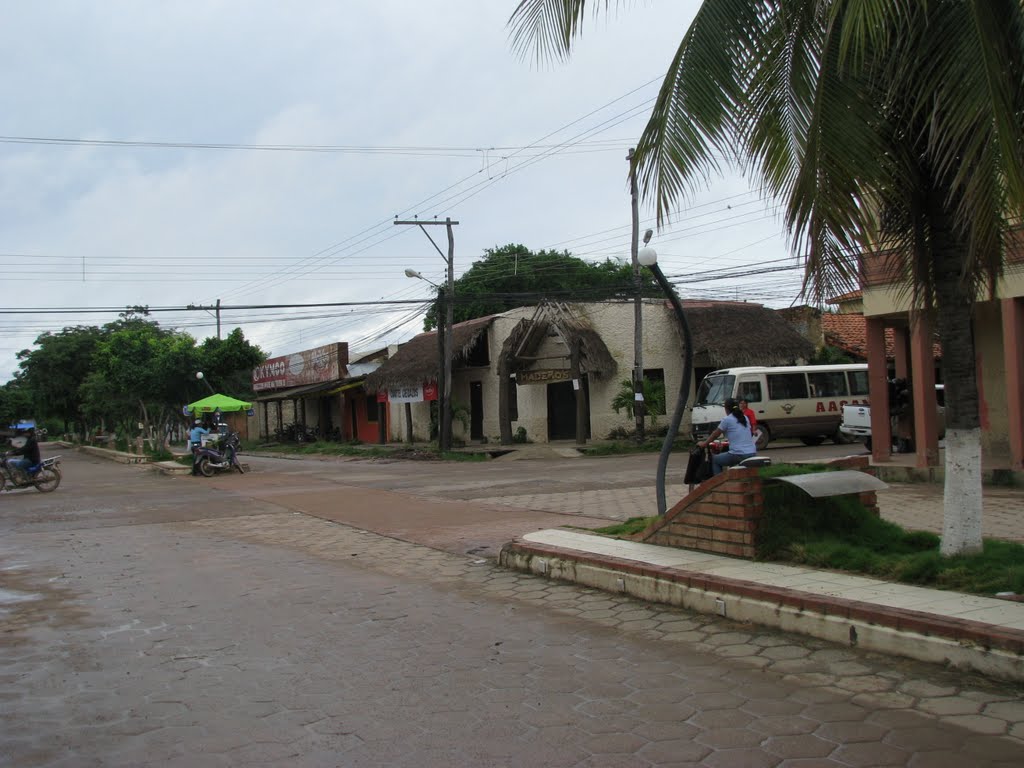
left=193, top=431, right=244, bottom=477
left=0, top=454, right=62, bottom=493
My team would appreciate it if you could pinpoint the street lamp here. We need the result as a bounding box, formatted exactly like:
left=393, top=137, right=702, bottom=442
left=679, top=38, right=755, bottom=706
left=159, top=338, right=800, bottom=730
left=405, top=267, right=453, bottom=453
left=628, top=148, right=645, bottom=442
left=395, top=218, right=458, bottom=454
left=195, top=371, right=215, bottom=395
left=637, top=246, right=694, bottom=516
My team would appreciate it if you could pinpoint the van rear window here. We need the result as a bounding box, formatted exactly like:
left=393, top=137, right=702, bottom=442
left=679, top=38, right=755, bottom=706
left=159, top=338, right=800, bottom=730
left=767, top=373, right=809, bottom=399
left=848, top=370, right=869, bottom=396
left=807, top=371, right=848, bottom=397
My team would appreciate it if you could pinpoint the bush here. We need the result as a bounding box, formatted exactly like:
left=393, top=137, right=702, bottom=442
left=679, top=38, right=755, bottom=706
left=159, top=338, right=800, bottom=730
left=755, top=464, right=1024, bottom=594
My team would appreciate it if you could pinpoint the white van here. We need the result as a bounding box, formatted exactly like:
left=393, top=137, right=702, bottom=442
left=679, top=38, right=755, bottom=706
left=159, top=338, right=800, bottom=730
left=691, top=364, right=870, bottom=449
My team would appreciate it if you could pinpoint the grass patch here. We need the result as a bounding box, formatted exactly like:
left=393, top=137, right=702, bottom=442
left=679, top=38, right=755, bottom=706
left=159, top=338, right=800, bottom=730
left=757, top=466, right=1024, bottom=595
left=592, top=516, right=659, bottom=537
left=245, top=441, right=488, bottom=462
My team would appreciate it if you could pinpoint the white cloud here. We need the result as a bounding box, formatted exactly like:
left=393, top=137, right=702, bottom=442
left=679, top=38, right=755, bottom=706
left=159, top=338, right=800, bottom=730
left=0, top=1, right=805, bottom=383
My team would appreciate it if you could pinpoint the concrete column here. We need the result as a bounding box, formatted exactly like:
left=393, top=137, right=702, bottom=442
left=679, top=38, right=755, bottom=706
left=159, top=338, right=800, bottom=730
left=866, top=318, right=891, bottom=462
left=910, top=311, right=939, bottom=467
left=1002, top=297, right=1024, bottom=469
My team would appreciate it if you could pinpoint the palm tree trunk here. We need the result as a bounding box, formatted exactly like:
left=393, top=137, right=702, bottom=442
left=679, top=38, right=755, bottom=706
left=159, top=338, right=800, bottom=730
left=929, top=202, right=983, bottom=555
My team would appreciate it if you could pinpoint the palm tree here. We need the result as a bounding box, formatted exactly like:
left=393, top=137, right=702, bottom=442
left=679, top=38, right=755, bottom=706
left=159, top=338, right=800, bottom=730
left=510, top=0, right=1024, bottom=554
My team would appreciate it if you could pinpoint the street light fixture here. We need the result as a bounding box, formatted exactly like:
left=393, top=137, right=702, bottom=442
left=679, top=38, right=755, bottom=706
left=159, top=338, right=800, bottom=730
left=195, top=371, right=215, bottom=395
left=395, top=218, right=458, bottom=454
left=637, top=246, right=694, bottom=516
left=405, top=267, right=453, bottom=453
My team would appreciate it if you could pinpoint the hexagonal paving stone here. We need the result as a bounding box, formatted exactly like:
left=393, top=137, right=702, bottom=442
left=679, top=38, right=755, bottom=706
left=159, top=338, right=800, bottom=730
left=918, top=696, right=984, bottom=717
left=763, top=733, right=837, bottom=759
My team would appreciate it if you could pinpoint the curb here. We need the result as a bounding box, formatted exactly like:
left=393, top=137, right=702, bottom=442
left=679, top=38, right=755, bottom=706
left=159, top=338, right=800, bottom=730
left=499, top=539, right=1024, bottom=683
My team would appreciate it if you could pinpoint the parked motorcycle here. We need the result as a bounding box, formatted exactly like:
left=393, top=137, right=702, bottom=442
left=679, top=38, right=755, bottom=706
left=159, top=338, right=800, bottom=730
left=193, top=432, right=244, bottom=477
left=0, top=454, right=62, bottom=493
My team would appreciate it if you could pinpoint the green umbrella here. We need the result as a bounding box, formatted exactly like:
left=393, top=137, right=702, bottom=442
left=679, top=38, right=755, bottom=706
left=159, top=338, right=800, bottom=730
left=187, top=393, right=253, bottom=414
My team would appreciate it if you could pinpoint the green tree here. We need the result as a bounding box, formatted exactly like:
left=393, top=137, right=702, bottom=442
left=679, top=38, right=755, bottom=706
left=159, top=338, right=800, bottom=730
left=611, top=377, right=667, bottom=430
left=423, top=243, right=659, bottom=330
left=196, top=328, right=265, bottom=397
left=510, top=0, right=1024, bottom=555
left=14, top=325, right=107, bottom=436
left=0, top=377, right=34, bottom=428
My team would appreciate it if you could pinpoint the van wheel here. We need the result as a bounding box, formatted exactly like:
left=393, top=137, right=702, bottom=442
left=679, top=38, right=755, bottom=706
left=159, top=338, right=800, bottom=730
left=800, top=436, right=825, bottom=447
left=754, top=425, right=770, bottom=450
left=864, top=436, right=872, bottom=451
left=832, top=428, right=854, bottom=445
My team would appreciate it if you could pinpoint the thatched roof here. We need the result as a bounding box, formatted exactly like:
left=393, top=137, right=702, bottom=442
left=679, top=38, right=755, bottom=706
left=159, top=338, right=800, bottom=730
left=500, top=303, right=617, bottom=379
left=682, top=301, right=815, bottom=368
left=364, top=315, right=495, bottom=392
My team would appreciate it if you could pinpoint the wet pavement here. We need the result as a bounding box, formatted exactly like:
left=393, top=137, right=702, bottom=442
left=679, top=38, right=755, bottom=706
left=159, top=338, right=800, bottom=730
left=1, top=449, right=1022, bottom=766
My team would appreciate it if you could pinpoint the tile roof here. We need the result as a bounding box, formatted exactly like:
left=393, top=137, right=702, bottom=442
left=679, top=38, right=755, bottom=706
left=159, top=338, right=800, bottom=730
left=822, top=314, right=942, bottom=360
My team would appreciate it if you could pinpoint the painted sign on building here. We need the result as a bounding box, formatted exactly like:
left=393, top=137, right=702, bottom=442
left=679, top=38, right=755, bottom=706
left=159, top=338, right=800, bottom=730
left=252, top=343, right=349, bottom=391
left=517, top=369, right=571, bottom=385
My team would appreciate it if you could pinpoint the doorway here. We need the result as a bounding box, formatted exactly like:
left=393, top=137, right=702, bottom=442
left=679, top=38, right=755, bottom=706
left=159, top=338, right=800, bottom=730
left=546, top=379, right=590, bottom=440
left=470, top=381, right=483, bottom=440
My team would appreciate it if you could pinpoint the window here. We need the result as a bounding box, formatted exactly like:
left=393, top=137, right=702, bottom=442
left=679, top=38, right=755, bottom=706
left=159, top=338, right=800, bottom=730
left=848, top=370, right=869, bottom=396
left=643, top=368, right=666, bottom=415
left=737, top=380, right=763, bottom=403
left=807, top=371, right=848, bottom=398
left=366, top=397, right=378, bottom=422
left=767, top=373, right=809, bottom=400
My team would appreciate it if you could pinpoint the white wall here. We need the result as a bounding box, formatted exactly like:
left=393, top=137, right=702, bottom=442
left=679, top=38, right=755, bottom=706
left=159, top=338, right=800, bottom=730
left=385, top=301, right=693, bottom=445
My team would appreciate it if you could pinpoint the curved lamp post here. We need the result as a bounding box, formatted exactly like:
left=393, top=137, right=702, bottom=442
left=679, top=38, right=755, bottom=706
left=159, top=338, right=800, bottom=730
left=637, top=246, right=693, bottom=516
left=195, top=371, right=215, bottom=395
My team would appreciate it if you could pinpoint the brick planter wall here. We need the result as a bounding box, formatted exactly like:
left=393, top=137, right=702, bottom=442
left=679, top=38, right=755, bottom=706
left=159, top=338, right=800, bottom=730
left=641, top=468, right=764, bottom=558
left=640, top=456, right=880, bottom=559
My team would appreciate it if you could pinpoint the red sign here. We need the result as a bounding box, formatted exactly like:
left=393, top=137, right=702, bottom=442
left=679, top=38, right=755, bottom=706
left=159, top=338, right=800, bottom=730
left=377, top=391, right=387, bottom=403
left=252, top=343, right=349, bottom=391
left=422, top=381, right=438, bottom=401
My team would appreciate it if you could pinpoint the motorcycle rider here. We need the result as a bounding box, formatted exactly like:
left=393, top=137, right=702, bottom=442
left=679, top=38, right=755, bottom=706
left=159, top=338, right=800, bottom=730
left=188, top=419, right=209, bottom=476
left=6, top=426, right=41, bottom=483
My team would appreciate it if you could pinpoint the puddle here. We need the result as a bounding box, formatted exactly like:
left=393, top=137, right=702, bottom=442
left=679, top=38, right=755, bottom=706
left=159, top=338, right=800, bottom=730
left=0, top=588, right=41, bottom=604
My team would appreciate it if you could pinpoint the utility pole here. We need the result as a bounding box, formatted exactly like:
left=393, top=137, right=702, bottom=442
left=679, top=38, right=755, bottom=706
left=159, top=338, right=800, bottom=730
left=394, top=217, right=459, bottom=453
left=629, top=148, right=645, bottom=442
left=216, top=299, right=221, bottom=340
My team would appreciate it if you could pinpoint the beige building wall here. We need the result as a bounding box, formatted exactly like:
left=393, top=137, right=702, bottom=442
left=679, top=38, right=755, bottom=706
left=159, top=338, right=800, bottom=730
left=387, top=301, right=691, bottom=445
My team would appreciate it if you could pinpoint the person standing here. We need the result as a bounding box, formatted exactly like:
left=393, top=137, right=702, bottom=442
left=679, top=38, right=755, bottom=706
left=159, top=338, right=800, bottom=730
left=189, top=419, right=209, bottom=476
left=739, top=398, right=758, bottom=435
left=697, top=398, right=757, bottom=475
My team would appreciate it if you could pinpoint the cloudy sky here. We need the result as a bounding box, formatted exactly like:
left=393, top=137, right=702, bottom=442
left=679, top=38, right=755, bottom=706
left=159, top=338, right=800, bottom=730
left=0, top=1, right=807, bottom=383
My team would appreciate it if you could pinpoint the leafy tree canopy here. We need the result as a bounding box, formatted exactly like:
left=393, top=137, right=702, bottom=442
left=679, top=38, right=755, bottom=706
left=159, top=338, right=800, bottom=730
left=423, top=243, right=661, bottom=330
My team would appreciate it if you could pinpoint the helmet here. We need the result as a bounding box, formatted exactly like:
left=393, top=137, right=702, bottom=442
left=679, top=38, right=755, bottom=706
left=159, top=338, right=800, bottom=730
left=194, top=419, right=202, bottom=426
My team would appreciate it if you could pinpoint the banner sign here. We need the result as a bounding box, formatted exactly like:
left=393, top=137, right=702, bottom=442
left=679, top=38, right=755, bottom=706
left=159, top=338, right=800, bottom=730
left=252, top=343, right=349, bottom=391
left=386, top=381, right=439, bottom=403
left=387, top=385, right=423, bottom=404
left=517, top=369, right=571, bottom=385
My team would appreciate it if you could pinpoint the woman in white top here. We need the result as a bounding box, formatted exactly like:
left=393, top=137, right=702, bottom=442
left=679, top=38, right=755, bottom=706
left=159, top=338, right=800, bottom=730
left=697, top=398, right=757, bottom=475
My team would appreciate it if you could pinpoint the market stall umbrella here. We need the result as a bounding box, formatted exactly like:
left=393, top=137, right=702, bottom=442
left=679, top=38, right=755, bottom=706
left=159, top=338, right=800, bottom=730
left=187, top=394, right=253, bottom=414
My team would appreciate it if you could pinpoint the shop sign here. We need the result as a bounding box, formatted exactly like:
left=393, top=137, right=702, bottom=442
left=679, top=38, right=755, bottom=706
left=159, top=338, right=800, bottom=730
left=517, top=369, right=571, bottom=385
left=252, top=343, right=348, bottom=391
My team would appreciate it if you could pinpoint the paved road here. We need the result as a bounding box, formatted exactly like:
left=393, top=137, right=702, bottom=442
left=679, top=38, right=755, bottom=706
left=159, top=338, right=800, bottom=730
left=1, top=451, right=1022, bottom=767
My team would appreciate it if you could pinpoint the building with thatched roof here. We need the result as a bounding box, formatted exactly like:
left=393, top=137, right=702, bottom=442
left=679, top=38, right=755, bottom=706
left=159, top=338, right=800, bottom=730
left=365, top=299, right=814, bottom=445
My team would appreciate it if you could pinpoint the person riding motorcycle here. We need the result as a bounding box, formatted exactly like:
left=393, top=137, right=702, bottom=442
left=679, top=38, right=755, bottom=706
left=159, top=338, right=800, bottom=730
left=189, top=419, right=210, bottom=476
left=6, top=426, right=41, bottom=482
